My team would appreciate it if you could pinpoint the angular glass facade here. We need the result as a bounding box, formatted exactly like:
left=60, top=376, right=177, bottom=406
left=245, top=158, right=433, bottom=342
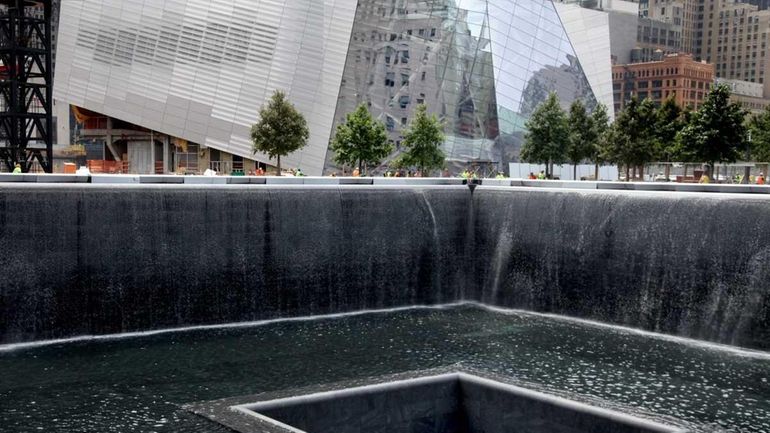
left=329, top=0, right=601, bottom=172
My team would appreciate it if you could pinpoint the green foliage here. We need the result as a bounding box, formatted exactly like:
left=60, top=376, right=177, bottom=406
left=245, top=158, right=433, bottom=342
left=330, top=103, right=392, bottom=174
left=653, top=96, right=683, bottom=161
left=521, top=93, right=568, bottom=175
left=749, top=105, right=770, bottom=162
left=397, top=104, right=446, bottom=174
left=603, top=97, right=656, bottom=167
left=251, top=90, right=309, bottom=174
left=676, top=83, right=748, bottom=165
left=590, top=104, right=611, bottom=164
left=566, top=100, right=595, bottom=166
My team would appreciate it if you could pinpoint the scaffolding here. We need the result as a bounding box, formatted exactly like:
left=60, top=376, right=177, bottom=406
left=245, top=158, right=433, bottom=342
left=0, top=0, right=53, bottom=173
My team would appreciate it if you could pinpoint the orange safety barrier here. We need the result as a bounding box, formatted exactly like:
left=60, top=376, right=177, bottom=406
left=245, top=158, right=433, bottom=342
left=87, top=160, right=129, bottom=174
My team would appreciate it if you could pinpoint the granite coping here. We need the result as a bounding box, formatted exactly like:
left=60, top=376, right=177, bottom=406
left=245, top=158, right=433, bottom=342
left=3, top=174, right=770, bottom=194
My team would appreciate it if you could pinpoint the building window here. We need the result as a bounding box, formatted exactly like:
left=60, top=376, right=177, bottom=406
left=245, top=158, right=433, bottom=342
left=385, top=72, right=395, bottom=87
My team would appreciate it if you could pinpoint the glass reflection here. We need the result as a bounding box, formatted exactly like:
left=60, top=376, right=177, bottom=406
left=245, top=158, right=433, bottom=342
left=326, top=0, right=598, bottom=173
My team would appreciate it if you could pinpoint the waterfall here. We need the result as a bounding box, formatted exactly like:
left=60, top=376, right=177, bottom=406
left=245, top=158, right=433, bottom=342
left=1, top=184, right=769, bottom=350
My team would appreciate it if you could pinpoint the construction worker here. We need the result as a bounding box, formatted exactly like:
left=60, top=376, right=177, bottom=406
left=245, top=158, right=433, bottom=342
left=537, top=170, right=546, bottom=180
left=12, top=163, right=21, bottom=174
left=757, top=172, right=765, bottom=185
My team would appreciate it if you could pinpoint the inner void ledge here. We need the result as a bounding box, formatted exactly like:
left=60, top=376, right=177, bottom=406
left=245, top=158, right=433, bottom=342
left=187, top=369, right=686, bottom=433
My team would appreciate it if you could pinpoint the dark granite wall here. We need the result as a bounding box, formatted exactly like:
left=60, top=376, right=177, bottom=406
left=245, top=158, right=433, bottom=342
left=1, top=185, right=770, bottom=349
left=243, top=374, right=676, bottom=433
left=458, top=377, right=672, bottom=433
left=256, top=378, right=467, bottom=433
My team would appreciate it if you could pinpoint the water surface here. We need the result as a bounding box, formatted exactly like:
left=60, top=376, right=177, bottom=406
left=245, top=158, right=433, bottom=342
left=1, top=304, right=768, bottom=432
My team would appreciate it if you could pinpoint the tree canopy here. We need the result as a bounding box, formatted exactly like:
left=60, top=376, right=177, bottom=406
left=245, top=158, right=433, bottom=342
left=330, top=103, right=392, bottom=174
left=250, top=90, right=309, bottom=175
left=749, top=105, right=770, bottom=162
left=652, top=96, right=683, bottom=162
left=395, top=104, right=446, bottom=174
left=603, top=97, right=656, bottom=178
left=520, top=92, right=568, bottom=178
left=676, top=83, right=748, bottom=166
left=566, top=100, right=595, bottom=179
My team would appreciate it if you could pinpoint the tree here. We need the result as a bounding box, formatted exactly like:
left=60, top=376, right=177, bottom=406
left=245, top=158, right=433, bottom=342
left=250, top=90, right=309, bottom=175
left=521, top=92, right=568, bottom=178
left=396, top=104, right=446, bottom=175
left=330, top=103, right=393, bottom=175
left=676, top=83, right=748, bottom=172
left=749, top=105, right=770, bottom=163
left=653, top=97, right=684, bottom=180
left=589, top=104, right=611, bottom=180
left=604, top=97, right=657, bottom=181
left=566, top=100, right=595, bottom=180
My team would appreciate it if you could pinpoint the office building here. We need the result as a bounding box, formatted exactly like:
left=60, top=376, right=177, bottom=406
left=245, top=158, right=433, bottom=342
left=612, top=53, right=714, bottom=111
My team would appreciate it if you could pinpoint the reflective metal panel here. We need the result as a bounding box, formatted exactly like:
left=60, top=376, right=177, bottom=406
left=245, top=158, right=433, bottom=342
left=54, top=0, right=358, bottom=175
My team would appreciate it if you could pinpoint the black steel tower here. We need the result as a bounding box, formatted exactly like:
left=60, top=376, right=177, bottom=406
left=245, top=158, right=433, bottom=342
left=0, top=0, right=53, bottom=173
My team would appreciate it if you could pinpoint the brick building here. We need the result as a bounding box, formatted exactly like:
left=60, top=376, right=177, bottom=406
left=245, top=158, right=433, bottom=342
left=612, top=53, right=715, bottom=112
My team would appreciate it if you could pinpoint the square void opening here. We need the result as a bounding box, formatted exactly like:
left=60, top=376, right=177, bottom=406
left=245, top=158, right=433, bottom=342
left=234, top=373, right=682, bottom=433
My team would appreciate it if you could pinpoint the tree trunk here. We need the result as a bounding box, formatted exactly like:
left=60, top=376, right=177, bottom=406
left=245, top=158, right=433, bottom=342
left=664, top=164, right=671, bottom=181
left=625, top=165, right=630, bottom=182
left=358, top=159, right=363, bottom=175
left=639, top=165, right=644, bottom=182
left=632, top=165, right=637, bottom=181
left=277, top=155, right=281, bottom=176
left=594, top=163, right=599, bottom=181
left=573, top=162, right=577, bottom=181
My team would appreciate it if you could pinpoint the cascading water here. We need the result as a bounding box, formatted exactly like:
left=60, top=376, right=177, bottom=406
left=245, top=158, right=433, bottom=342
left=0, top=185, right=472, bottom=344
left=474, top=187, right=770, bottom=349
left=1, top=184, right=769, bottom=350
